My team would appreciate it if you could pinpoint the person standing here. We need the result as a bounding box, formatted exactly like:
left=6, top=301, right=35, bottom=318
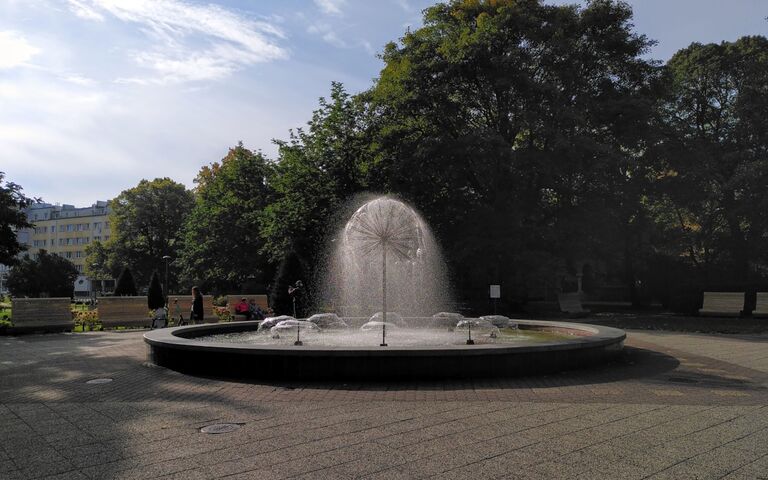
left=191, top=286, right=204, bottom=324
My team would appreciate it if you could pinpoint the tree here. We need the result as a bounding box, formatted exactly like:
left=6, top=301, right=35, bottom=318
left=260, top=82, right=370, bottom=279
left=96, top=178, right=193, bottom=289
left=84, top=240, right=121, bottom=280
left=365, top=0, right=662, bottom=305
left=649, top=36, right=768, bottom=283
left=114, top=267, right=138, bottom=296
left=177, top=144, right=274, bottom=293
left=147, top=270, right=164, bottom=309
left=6, top=250, right=78, bottom=297
left=0, top=172, right=36, bottom=265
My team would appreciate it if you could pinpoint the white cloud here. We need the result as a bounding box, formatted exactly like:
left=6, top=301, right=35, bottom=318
left=314, top=0, right=345, bottom=16
left=308, top=22, right=347, bottom=48
left=0, top=31, right=41, bottom=69
left=67, top=0, right=288, bottom=84
left=67, top=0, right=105, bottom=21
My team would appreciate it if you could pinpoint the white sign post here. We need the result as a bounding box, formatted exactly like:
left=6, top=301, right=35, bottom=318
left=489, top=284, right=500, bottom=314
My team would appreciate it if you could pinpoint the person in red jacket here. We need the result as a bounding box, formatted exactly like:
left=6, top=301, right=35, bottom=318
left=235, top=297, right=251, bottom=320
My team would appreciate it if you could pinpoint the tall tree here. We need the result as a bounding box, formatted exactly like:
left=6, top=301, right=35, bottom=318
left=6, top=250, right=78, bottom=298
left=113, top=267, right=138, bottom=296
left=147, top=270, right=164, bottom=309
left=94, top=178, right=193, bottom=288
left=260, top=82, right=370, bottom=290
left=177, top=144, right=273, bottom=293
left=0, top=172, right=36, bottom=265
left=650, top=36, right=768, bottom=282
left=366, top=0, right=662, bottom=304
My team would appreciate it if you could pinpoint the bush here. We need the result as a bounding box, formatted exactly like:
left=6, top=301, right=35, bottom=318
left=73, top=309, right=100, bottom=331
left=214, top=306, right=232, bottom=322
left=213, top=295, right=228, bottom=307
left=147, top=270, right=165, bottom=309
left=114, top=267, right=138, bottom=296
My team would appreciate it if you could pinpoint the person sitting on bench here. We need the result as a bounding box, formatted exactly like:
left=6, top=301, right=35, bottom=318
left=235, top=297, right=251, bottom=320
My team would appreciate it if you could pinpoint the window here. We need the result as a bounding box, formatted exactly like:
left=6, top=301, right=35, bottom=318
left=66, top=224, right=74, bottom=232
left=65, top=252, right=72, bottom=258
left=67, top=238, right=73, bottom=245
left=51, top=225, right=56, bottom=233
left=59, top=238, right=65, bottom=246
left=94, top=236, right=101, bottom=241
left=104, top=235, right=110, bottom=241
left=75, top=251, right=83, bottom=258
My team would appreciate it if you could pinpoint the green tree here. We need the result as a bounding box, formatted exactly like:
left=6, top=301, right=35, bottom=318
left=6, top=250, right=78, bottom=297
left=84, top=240, right=121, bottom=280
left=177, top=144, right=273, bottom=293
left=366, top=0, right=662, bottom=304
left=97, top=178, right=193, bottom=288
left=147, top=270, right=164, bottom=309
left=260, top=82, right=370, bottom=289
left=0, top=172, right=36, bottom=265
left=649, top=36, right=768, bottom=282
left=113, top=267, right=138, bottom=296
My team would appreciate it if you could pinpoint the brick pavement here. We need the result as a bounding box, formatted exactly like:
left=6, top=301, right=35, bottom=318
left=1, top=330, right=767, bottom=479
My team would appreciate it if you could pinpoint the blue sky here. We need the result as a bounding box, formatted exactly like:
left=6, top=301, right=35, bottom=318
left=1, top=0, right=765, bottom=206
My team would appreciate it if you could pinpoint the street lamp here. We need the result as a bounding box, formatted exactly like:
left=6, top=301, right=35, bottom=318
left=162, top=256, right=172, bottom=307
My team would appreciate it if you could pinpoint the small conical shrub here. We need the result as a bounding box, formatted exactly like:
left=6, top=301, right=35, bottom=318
left=114, top=267, right=138, bottom=296
left=147, top=270, right=165, bottom=309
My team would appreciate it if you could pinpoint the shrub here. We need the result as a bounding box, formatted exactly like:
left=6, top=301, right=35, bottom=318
left=114, top=267, right=138, bottom=296
left=73, top=309, right=100, bottom=331
left=214, top=306, right=232, bottom=322
left=147, top=270, right=165, bottom=309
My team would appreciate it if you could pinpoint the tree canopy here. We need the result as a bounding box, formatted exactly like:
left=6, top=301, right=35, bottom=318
left=6, top=250, right=78, bottom=298
left=91, top=178, right=193, bottom=289
left=177, top=144, right=273, bottom=293
left=0, top=172, right=36, bottom=265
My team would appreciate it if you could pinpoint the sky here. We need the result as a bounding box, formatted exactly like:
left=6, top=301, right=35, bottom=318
left=1, top=0, right=766, bottom=206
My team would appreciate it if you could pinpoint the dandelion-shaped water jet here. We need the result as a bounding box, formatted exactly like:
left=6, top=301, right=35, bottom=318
left=344, top=198, right=425, bottom=346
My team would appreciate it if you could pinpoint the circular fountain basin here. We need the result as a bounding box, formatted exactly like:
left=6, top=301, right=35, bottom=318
left=144, top=319, right=625, bottom=381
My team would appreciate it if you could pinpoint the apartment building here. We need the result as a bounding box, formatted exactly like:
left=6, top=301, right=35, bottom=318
left=20, top=201, right=113, bottom=296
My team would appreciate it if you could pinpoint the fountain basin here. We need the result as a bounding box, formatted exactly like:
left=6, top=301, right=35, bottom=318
left=144, top=319, right=625, bottom=381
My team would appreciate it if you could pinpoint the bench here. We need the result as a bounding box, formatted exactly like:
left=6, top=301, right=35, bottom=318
left=168, top=295, right=217, bottom=323
left=10, top=297, right=73, bottom=332
left=699, top=292, right=745, bottom=317
left=98, top=296, right=151, bottom=328
left=557, top=293, right=590, bottom=318
left=227, top=294, right=270, bottom=320
left=753, top=292, right=768, bottom=317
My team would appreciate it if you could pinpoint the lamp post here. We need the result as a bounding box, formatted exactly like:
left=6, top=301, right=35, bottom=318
left=162, top=255, right=172, bottom=307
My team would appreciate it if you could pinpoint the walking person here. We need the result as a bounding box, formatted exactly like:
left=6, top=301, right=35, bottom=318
left=190, top=286, right=204, bottom=324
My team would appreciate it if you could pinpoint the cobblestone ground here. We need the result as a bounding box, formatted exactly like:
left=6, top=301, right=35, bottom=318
left=1, top=329, right=767, bottom=479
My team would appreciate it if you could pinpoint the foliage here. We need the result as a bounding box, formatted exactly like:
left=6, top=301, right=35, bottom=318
left=213, top=306, right=233, bottom=322
left=147, top=270, right=165, bottom=309
left=113, top=267, right=138, bottom=296
left=364, top=0, right=662, bottom=304
left=84, top=240, right=121, bottom=280
left=260, top=83, right=370, bottom=272
left=648, top=36, right=768, bottom=282
left=177, top=144, right=274, bottom=293
left=93, top=178, right=193, bottom=289
left=5, top=250, right=79, bottom=297
left=73, top=309, right=100, bottom=331
left=0, top=172, right=36, bottom=265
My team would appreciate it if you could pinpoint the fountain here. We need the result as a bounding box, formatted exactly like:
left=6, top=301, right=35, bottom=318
left=144, top=196, right=626, bottom=380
